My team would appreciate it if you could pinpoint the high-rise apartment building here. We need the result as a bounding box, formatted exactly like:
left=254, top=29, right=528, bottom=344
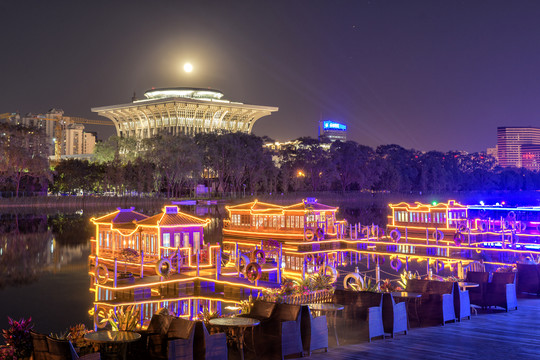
left=497, top=127, right=540, bottom=170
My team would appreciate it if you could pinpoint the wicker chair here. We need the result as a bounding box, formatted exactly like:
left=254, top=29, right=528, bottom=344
left=406, top=279, right=456, bottom=326
left=517, top=263, right=540, bottom=295
left=45, top=336, right=101, bottom=360
left=165, top=318, right=196, bottom=360
left=453, top=283, right=471, bottom=321
left=262, top=303, right=303, bottom=360
left=465, top=271, right=489, bottom=308
left=485, top=272, right=518, bottom=312
left=143, top=314, right=175, bottom=359
left=333, top=290, right=385, bottom=343
left=300, top=305, right=328, bottom=356
left=194, top=321, right=227, bottom=360
left=382, top=293, right=408, bottom=338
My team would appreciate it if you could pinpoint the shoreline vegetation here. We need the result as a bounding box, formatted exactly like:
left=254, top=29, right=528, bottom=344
left=1, top=190, right=540, bottom=212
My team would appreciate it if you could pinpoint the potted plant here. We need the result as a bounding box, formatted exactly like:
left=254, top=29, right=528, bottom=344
left=2, top=317, right=33, bottom=360
left=102, top=306, right=140, bottom=331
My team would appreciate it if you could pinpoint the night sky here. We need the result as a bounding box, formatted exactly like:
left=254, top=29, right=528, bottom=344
left=2, top=0, right=540, bottom=153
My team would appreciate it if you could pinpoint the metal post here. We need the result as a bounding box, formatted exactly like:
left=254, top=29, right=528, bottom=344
left=114, top=258, right=118, bottom=288
left=435, top=226, right=438, bottom=245
left=376, top=257, right=380, bottom=290
left=468, top=228, right=471, bottom=246
left=94, top=256, right=98, bottom=285
left=405, top=227, right=408, bottom=243
left=302, top=258, right=306, bottom=280
left=197, top=250, right=200, bottom=277
left=140, top=251, right=144, bottom=278
left=426, top=228, right=429, bottom=245
left=235, top=243, right=240, bottom=277
left=278, top=243, right=283, bottom=283
left=216, top=247, right=221, bottom=280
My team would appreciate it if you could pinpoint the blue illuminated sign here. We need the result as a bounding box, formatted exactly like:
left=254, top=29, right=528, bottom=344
left=323, top=121, right=347, bottom=131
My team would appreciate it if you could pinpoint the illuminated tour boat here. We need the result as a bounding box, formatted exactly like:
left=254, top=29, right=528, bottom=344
left=89, top=205, right=230, bottom=328
left=222, top=198, right=361, bottom=279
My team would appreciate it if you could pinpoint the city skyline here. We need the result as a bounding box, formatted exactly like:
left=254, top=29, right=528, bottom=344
left=2, top=1, right=540, bottom=152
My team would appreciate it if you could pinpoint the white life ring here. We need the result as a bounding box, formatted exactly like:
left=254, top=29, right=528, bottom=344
left=156, top=259, right=173, bottom=277
left=520, top=222, right=527, bottom=232
left=343, top=273, right=364, bottom=290
left=507, top=211, right=516, bottom=220
left=236, top=254, right=250, bottom=272
left=319, top=265, right=338, bottom=283
left=96, top=264, right=109, bottom=285
left=432, top=230, right=444, bottom=241
left=389, top=229, right=401, bottom=242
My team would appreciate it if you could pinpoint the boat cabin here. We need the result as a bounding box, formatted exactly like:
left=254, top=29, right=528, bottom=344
left=91, top=205, right=210, bottom=262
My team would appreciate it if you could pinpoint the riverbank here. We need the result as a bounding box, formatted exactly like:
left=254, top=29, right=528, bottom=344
left=1, top=190, right=539, bottom=213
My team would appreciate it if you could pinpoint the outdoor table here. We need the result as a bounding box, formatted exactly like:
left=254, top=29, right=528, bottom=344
left=84, top=330, right=141, bottom=360
left=458, top=281, right=479, bottom=291
left=458, top=282, right=479, bottom=315
left=305, top=303, right=344, bottom=346
left=391, top=292, right=423, bottom=326
left=209, top=317, right=260, bottom=360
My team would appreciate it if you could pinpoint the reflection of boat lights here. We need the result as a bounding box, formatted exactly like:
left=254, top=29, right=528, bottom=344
left=50, top=240, right=55, bottom=253
left=225, top=306, right=241, bottom=311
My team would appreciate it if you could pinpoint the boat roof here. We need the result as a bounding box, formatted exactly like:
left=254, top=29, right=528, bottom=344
left=91, top=206, right=209, bottom=228
left=389, top=200, right=467, bottom=211
left=136, top=205, right=210, bottom=227
left=91, top=208, right=148, bottom=224
left=226, top=199, right=338, bottom=214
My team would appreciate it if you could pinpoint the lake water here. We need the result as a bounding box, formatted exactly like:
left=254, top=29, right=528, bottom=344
left=0, top=192, right=532, bottom=334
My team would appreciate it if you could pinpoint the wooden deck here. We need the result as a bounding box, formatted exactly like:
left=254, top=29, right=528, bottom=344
left=305, top=296, right=540, bottom=360
left=234, top=296, right=540, bottom=360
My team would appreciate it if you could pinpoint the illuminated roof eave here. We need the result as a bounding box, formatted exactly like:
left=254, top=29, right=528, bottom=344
left=91, top=96, right=279, bottom=113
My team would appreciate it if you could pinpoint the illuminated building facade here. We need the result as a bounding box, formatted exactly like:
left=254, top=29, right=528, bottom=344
left=92, top=87, right=278, bottom=139
left=497, top=127, right=540, bottom=169
left=318, top=120, right=347, bottom=142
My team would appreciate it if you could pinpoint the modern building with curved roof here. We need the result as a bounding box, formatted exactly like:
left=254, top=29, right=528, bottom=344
left=91, top=87, right=278, bottom=139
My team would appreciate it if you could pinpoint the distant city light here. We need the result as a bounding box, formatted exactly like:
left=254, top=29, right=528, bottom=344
left=184, top=63, right=193, bottom=73
left=323, top=120, right=346, bottom=131
left=432, top=201, right=437, bottom=206
left=480, top=201, right=485, bottom=206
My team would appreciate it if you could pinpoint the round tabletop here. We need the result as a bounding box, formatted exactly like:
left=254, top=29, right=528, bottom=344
left=391, top=292, right=423, bottom=298
left=458, top=282, right=479, bottom=288
left=306, top=303, right=344, bottom=311
left=209, top=317, right=260, bottom=328
left=84, top=331, right=141, bottom=344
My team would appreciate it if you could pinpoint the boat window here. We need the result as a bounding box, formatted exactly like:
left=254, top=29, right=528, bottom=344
left=286, top=216, right=290, bottom=228
left=300, top=216, right=304, bottom=228
left=163, top=233, right=170, bottom=248
left=193, top=232, right=200, bottom=253
left=183, top=233, right=190, bottom=248
left=281, top=215, right=285, bottom=228
left=174, top=233, right=180, bottom=247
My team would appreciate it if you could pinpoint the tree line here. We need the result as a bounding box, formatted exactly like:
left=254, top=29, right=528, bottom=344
left=2, top=124, right=540, bottom=197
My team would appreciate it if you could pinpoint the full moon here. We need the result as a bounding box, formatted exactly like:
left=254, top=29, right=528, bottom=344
left=183, top=63, right=193, bottom=73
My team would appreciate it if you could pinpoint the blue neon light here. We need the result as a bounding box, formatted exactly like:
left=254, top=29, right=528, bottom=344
left=323, top=121, right=346, bottom=131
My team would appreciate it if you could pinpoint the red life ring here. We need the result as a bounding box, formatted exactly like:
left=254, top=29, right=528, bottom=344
left=304, top=229, right=315, bottom=241
left=245, top=262, right=262, bottom=282
left=250, top=249, right=265, bottom=263
left=390, top=229, right=401, bottom=242
left=453, top=232, right=464, bottom=246
left=434, top=260, right=444, bottom=273
left=390, top=258, right=401, bottom=272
